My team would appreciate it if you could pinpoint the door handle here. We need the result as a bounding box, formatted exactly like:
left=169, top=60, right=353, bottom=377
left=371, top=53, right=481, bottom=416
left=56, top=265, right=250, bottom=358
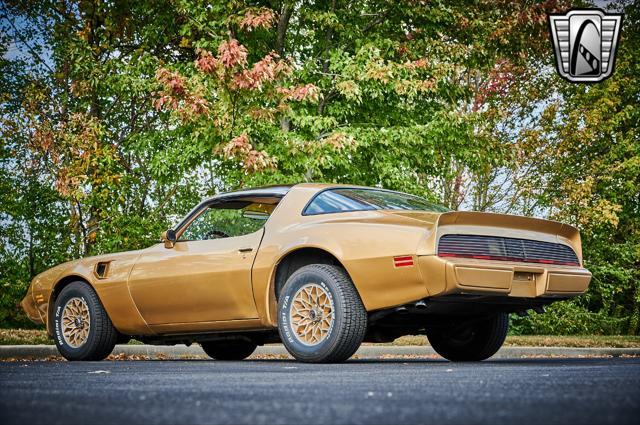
left=238, top=247, right=253, bottom=253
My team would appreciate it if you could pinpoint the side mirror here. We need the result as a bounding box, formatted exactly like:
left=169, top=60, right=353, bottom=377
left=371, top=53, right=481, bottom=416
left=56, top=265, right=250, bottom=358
left=161, top=229, right=177, bottom=249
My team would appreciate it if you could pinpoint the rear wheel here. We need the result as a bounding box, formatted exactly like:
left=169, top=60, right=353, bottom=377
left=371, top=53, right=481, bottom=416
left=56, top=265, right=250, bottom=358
left=53, top=281, right=118, bottom=361
left=427, top=313, right=509, bottom=361
left=200, top=340, right=257, bottom=360
left=277, top=264, right=367, bottom=363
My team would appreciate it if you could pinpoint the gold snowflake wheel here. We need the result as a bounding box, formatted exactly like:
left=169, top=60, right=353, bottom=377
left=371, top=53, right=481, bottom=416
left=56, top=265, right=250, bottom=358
left=61, top=297, right=91, bottom=348
left=289, top=283, right=334, bottom=346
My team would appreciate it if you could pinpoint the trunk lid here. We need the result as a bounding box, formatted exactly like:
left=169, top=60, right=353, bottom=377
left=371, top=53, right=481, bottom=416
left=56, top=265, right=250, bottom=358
left=383, top=210, right=583, bottom=263
left=435, top=211, right=583, bottom=264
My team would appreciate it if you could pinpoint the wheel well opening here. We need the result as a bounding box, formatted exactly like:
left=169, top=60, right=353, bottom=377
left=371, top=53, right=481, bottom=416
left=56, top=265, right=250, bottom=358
left=47, top=275, right=90, bottom=333
left=51, top=275, right=90, bottom=302
left=274, top=248, right=344, bottom=299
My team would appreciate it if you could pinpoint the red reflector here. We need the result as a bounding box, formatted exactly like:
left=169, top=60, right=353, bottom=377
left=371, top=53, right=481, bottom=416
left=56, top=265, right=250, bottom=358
left=394, top=256, right=414, bottom=267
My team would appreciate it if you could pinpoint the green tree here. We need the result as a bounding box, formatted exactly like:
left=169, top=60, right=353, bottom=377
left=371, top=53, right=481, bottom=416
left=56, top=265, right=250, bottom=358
left=504, top=1, right=640, bottom=334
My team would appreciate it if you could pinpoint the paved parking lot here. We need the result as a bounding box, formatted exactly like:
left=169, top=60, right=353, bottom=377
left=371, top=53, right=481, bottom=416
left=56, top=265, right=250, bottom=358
left=1, top=357, right=639, bottom=424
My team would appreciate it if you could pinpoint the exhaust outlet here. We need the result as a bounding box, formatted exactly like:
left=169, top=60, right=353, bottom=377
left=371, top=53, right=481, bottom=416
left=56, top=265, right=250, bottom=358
left=415, top=300, right=427, bottom=309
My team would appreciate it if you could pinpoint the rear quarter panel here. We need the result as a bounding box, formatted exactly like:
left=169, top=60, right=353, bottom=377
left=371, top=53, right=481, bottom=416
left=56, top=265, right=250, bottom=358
left=252, top=186, right=436, bottom=326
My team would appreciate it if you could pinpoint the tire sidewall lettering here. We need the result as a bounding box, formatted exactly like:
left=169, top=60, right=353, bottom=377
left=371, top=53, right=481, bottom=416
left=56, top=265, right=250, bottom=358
left=280, top=295, right=295, bottom=344
left=54, top=305, right=64, bottom=346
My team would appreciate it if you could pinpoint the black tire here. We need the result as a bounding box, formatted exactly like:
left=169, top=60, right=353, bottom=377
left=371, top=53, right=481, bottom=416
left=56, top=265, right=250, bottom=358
left=52, top=281, right=118, bottom=361
left=200, top=340, right=257, bottom=360
left=277, top=264, right=367, bottom=363
left=427, top=313, right=509, bottom=362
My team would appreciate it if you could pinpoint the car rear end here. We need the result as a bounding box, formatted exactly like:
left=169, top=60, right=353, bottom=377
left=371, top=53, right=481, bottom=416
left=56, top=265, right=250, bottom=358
left=417, top=211, right=591, bottom=299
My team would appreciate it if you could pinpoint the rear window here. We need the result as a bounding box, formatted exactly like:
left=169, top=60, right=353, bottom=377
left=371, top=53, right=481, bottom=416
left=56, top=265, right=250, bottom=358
left=303, top=188, right=450, bottom=215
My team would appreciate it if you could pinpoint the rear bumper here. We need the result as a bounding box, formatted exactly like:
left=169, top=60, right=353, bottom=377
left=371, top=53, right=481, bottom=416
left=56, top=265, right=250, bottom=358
left=418, top=256, right=591, bottom=298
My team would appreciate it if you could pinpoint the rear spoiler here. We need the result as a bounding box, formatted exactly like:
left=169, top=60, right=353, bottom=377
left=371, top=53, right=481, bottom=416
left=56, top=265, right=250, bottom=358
left=435, top=211, right=583, bottom=261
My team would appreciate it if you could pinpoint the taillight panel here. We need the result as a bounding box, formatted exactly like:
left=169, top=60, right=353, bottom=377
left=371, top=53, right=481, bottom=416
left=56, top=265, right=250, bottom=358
left=437, top=234, right=580, bottom=267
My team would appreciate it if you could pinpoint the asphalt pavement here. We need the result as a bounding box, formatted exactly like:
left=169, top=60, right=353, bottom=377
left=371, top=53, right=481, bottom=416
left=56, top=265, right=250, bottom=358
left=1, top=357, right=639, bottom=424
left=3, top=343, right=640, bottom=359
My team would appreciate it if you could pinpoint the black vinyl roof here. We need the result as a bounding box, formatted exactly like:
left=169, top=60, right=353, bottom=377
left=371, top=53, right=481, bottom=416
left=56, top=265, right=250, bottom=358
left=207, top=185, right=293, bottom=202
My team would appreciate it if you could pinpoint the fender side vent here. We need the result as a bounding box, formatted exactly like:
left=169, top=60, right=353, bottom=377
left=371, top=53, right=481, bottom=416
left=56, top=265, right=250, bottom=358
left=95, top=262, right=111, bottom=279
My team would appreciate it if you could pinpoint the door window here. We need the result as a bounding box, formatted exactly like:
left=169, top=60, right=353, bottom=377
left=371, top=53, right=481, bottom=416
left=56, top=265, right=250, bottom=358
left=179, top=203, right=274, bottom=241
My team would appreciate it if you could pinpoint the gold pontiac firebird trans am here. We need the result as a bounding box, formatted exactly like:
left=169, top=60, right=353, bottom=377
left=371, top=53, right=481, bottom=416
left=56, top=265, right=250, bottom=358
left=22, top=183, right=592, bottom=363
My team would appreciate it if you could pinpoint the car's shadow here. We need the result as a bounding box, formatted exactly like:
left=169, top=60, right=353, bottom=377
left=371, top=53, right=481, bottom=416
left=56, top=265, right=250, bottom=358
left=95, top=356, right=634, bottom=366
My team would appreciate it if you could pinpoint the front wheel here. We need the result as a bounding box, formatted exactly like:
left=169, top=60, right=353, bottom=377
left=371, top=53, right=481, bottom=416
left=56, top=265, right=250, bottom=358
left=427, top=313, right=509, bottom=361
left=52, top=281, right=118, bottom=361
left=277, top=264, right=367, bottom=363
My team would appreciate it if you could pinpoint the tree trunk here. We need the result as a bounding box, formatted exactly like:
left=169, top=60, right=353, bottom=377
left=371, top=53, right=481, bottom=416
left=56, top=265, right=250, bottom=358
left=276, top=3, right=294, bottom=56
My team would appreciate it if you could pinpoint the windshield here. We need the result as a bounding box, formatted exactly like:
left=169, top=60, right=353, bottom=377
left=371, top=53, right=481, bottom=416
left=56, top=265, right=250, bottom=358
left=303, top=188, right=450, bottom=215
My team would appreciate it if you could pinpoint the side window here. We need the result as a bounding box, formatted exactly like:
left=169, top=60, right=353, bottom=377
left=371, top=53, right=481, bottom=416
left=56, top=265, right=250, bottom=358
left=303, top=190, right=377, bottom=215
left=180, top=203, right=273, bottom=241
left=303, top=188, right=450, bottom=215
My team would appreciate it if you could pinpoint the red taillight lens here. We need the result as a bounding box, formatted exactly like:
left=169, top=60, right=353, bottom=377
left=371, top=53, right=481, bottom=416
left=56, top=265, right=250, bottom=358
left=438, top=252, right=578, bottom=266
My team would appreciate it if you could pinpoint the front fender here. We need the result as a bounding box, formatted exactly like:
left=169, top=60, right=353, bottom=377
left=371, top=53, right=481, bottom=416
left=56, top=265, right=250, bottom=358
left=36, top=251, right=153, bottom=337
